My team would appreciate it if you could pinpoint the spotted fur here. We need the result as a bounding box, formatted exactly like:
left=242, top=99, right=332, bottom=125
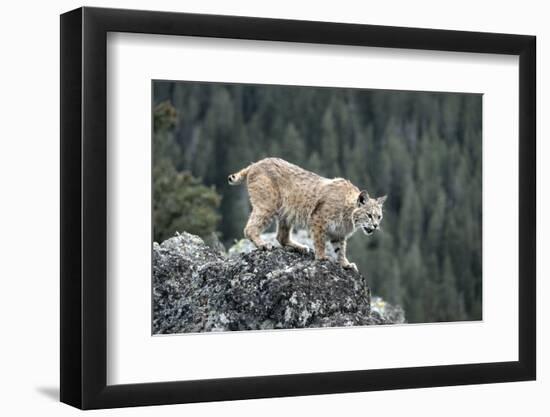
left=229, top=157, right=386, bottom=270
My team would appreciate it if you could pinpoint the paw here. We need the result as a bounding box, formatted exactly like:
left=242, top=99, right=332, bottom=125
left=292, top=244, right=310, bottom=254
left=343, top=262, right=358, bottom=272
left=257, top=243, right=273, bottom=251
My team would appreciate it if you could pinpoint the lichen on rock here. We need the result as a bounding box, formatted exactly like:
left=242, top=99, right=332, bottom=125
left=153, top=232, right=404, bottom=334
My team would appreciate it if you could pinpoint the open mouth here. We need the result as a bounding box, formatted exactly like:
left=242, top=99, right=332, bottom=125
left=362, top=226, right=374, bottom=235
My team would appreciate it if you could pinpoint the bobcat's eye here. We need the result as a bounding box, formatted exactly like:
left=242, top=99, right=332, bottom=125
left=367, top=214, right=372, bottom=219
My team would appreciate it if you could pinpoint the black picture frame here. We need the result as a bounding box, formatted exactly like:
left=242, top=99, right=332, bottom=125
left=60, top=6, right=536, bottom=410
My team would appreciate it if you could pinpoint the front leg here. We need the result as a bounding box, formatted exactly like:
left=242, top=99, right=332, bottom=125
left=310, top=218, right=327, bottom=261
left=333, top=239, right=357, bottom=272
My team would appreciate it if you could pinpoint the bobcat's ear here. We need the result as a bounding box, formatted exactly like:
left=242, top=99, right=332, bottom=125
left=357, top=190, right=370, bottom=206
left=377, top=195, right=387, bottom=205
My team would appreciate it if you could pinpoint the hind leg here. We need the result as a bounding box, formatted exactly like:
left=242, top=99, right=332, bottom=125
left=276, top=219, right=309, bottom=254
left=244, top=172, right=279, bottom=250
left=244, top=209, right=275, bottom=250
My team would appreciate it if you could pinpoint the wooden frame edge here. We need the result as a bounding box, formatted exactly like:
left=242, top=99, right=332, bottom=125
left=60, top=6, right=536, bottom=410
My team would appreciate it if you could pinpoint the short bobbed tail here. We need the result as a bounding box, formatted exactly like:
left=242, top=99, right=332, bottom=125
left=228, top=166, right=250, bottom=185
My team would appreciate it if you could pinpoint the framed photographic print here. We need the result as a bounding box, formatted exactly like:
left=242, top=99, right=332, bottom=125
left=60, top=6, right=536, bottom=409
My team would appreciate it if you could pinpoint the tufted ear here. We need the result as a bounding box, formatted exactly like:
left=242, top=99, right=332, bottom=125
left=377, top=195, right=387, bottom=205
left=357, top=190, right=370, bottom=206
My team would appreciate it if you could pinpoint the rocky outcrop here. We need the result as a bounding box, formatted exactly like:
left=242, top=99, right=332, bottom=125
left=153, top=232, right=404, bottom=334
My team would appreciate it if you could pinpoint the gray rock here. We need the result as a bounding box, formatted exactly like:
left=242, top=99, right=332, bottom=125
left=153, top=232, right=405, bottom=334
left=370, top=296, right=405, bottom=325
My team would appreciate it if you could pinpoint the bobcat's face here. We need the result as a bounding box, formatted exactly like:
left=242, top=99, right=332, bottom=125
left=353, top=191, right=387, bottom=236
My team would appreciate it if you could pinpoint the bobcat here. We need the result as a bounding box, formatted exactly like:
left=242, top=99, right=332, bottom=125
left=228, top=158, right=386, bottom=271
